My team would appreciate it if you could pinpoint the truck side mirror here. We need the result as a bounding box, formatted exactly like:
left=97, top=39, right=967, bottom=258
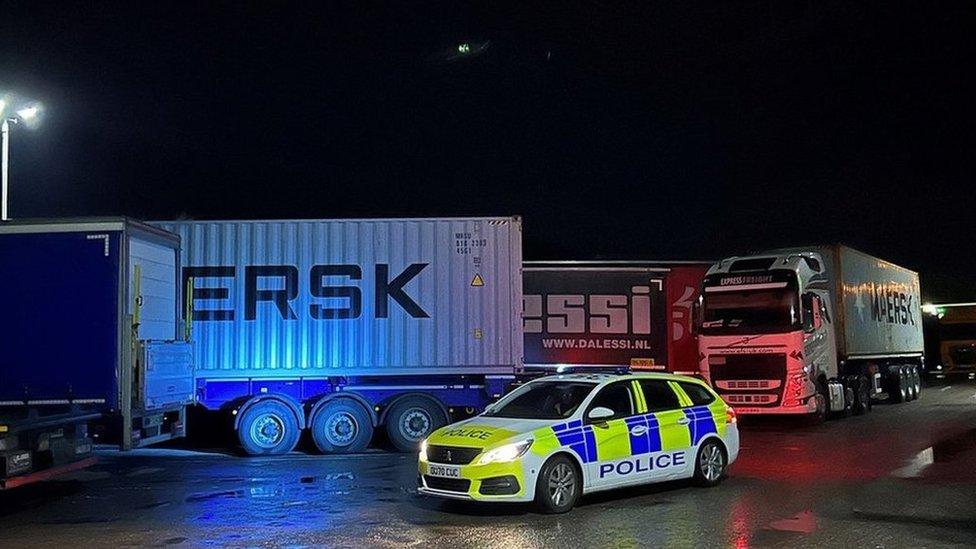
left=692, top=299, right=701, bottom=335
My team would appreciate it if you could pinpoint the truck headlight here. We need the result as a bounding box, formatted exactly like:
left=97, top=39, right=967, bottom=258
left=477, top=439, right=533, bottom=465
left=419, top=439, right=428, bottom=462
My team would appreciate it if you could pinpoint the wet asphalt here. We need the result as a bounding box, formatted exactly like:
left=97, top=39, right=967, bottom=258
left=2, top=381, right=975, bottom=549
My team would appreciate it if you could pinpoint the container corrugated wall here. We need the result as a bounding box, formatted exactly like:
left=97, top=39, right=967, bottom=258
left=155, top=218, right=522, bottom=377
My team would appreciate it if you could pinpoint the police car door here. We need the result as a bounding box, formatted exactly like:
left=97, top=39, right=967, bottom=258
left=637, top=379, right=694, bottom=480
left=583, top=380, right=641, bottom=489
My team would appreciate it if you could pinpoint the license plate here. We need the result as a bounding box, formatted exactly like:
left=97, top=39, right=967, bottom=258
left=428, top=464, right=461, bottom=478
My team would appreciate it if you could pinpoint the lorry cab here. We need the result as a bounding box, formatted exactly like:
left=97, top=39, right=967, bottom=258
left=698, top=252, right=838, bottom=416
left=698, top=245, right=924, bottom=420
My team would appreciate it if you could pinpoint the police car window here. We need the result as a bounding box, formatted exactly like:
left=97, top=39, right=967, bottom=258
left=638, top=380, right=681, bottom=412
left=483, top=381, right=596, bottom=420
left=585, top=381, right=635, bottom=421
left=678, top=382, right=715, bottom=406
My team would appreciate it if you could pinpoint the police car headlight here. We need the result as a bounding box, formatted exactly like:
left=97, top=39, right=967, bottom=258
left=477, top=439, right=533, bottom=465
left=419, top=439, right=429, bottom=461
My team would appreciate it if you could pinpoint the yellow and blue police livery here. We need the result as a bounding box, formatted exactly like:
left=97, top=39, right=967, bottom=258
left=418, top=372, right=739, bottom=513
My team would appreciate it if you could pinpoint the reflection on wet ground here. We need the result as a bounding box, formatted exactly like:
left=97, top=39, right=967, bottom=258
left=1, top=382, right=974, bottom=548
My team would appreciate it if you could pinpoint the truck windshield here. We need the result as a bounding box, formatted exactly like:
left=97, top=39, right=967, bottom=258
left=483, top=381, right=596, bottom=420
left=701, top=287, right=800, bottom=335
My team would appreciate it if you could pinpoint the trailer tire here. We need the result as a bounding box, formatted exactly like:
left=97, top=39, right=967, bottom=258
left=906, top=368, right=918, bottom=401
left=237, top=400, right=301, bottom=456
left=912, top=366, right=922, bottom=400
left=888, top=367, right=907, bottom=403
left=852, top=375, right=871, bottom=415
left=310, top=398, right=374, bottom=454
left=384, top=396, right=448, bottom=453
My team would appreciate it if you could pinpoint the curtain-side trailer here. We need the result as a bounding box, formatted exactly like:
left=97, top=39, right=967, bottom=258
left=522, top=261, right=709, bottom=374
left=0, top=218, right=192, bottom=489
left=153, top=217, right=523, bottom=454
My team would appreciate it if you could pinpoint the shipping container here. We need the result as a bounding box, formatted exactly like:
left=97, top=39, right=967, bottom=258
left=153, top=217, right=523, bottom=454
left=0, top=218, right=191, bottom=488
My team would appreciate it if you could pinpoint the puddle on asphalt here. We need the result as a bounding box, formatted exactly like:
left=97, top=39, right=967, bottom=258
left=891, top=428, right=976, bottom=478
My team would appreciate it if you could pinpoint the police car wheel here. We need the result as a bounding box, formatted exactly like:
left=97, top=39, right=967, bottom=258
left=693, top=440, right=727, bottom=487
left=385, top=397, right=447, bottom=453
left=536, top=455, right=579, bottom=514
left=311, top=398, right=374, bottom=454
left=237, top=400, right=301, bottom=456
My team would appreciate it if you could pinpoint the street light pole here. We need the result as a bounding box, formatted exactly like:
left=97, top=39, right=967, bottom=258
left=2, top=118, right=9, bottom=222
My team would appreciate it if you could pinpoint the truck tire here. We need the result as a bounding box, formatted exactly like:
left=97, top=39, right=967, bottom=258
left=906, top=368, right=918, bottom=401
left=806, top=380, right=829, bottom=425
left=237, top=400, right=301, bottom=456
left=852, top=375, right=871, bottom=415
left=693, top=439, right=728, bottom=487
left=310, top=398, right=374, bottom=454
left=912, top=366, right=922, bottom=400
left=888, top=367, right=907, bottom=403
left=535, top=454, right=581, bottom=514
left=384, top=396, right=448, bottom=453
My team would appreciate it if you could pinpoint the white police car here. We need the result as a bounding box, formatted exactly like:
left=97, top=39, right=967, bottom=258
left=418, top=372, right=738, bottom=513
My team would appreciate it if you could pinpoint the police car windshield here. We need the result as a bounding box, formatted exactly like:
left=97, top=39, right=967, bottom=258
left=483, top=381, right=596, bottom=420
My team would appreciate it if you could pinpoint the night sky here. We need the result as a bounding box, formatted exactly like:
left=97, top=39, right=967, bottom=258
left=2, top=3, right=973, bottom=301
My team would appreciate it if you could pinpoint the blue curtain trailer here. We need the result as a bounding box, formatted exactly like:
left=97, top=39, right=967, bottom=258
left=153, top=217, right=524, bottom=455
left=0, top=218, right=193, bottom=488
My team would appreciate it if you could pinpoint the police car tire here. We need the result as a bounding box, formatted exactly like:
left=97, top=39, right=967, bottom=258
left=311, top=399, right=374, bottom=454
left=535, top=454, right=580, bottom=514
left=385, top=397, right=448, bottom=453
left=693, top=440, right=727, bottom=488
left=237, top=400, right=301, bottom=456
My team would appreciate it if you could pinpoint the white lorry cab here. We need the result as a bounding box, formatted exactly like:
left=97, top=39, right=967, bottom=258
left=697, top=245, right=925, bottom=420
left=418, top=372, right=738, bottom=513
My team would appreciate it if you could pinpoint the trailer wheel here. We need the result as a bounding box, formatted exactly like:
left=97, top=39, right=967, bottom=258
left=310, top=398, right=374, bottom=454
left=384, top=396, right=448, bottom=453
left=237, top=400, right=301, bottom=456
left=887, top=367, right=907, bottom=403
left=911, top=366, right=922, bottom=400
left=906, top=367, right=918, bottom=401
left=852, top=375, right=871, bottom=415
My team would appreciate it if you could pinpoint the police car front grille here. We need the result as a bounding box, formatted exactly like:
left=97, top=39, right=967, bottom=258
left=427, top=445, right=482, bottom=465
left=424, top=476, right=471, bottom=492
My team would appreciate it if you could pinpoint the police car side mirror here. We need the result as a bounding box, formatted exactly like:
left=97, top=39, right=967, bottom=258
left=588, top=407, right=614, bottom=422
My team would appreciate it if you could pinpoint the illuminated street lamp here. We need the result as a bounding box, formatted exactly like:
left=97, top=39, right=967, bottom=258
left=1, top=94, right=43, bottom=221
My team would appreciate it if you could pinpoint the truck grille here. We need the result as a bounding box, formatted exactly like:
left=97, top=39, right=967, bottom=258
left=949, top=345, right=976, bottom=367
left=427, top=445, right=482, bottom=465
left=709, top=353, right=786, bottom=407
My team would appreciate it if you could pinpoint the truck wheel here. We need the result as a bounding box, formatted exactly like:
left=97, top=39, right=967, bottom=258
left=807, top=380, right=829, bottom=425
left=906, top=368, right=918, bottom=401
left=888, top=367, right=907, bottom=403
left=384, top=396, right=448, bottom=453
left=535, top=454, right=580, bottom=514
left=693, top=439, right=728, bottom=487
left=852, top=375, right=871, bottom=415
left=310, top=399, right=374, bottom=454
left=237, top=400, right=301, bottom=456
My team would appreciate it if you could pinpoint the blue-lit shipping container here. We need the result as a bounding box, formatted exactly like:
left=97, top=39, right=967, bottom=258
left=153, top=217, right=523, bottom=454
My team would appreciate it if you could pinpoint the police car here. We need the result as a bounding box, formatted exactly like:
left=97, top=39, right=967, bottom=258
left=418, top=372, right=738, bottom=513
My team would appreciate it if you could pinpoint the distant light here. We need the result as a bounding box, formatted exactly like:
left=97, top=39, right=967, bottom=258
left=17, top=104, right=39, bottom=121
left=0, top=97, right=6, bottom=118
left=921, top=303, right=938, bottom=316
left=457, top=43, right=471, bottom=54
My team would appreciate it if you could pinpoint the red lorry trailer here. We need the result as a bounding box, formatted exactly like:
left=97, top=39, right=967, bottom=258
left=523, top=261, right=709, bottom=374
